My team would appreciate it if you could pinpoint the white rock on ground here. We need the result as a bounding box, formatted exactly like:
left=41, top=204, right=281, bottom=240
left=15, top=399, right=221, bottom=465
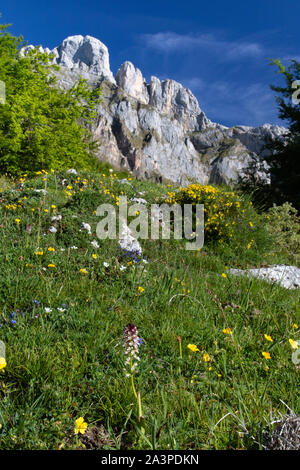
left=118, top=222, right=142, bottom=255
left=229, top=265, right=300, bottom=289
left=130, top=197, right=147, bottom=205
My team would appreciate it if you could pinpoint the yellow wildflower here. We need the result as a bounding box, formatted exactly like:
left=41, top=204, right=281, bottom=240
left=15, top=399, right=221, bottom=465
left=289, top=339, right=299, bottom=350
left=187, top=344, right=199, bottom=352
left=138, top=286, right=144, bottom=293
left=74, top=417, right=88, bottom=435
left=264, top=334, right=273, bottom=342
left=222, top=327, right=232, bottom=335
left=203, top=353, right=211, bottom=362
left=0, top=357, right=6, bottom=370
left=262, top=351, right=271, bottom=359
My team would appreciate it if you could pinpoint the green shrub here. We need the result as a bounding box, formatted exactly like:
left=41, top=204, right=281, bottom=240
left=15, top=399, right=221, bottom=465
left=0, top=24, right=101, bottom=176
left=266, top=202, right=300, bottom=264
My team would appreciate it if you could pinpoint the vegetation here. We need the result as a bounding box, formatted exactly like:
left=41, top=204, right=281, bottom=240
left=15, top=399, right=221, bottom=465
left=0, top=168, right=298, bottom=450
left=266, top=59, right=300, bottom=211
left=239, top=59, right=300, bottom=211
left=0, top=23, right=298, bottom=451
left=0, top=24, right=101, bottom=176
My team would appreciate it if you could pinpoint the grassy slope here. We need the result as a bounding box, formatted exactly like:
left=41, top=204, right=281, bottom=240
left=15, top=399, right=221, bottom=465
left=0, top=168, right=299, bottom=450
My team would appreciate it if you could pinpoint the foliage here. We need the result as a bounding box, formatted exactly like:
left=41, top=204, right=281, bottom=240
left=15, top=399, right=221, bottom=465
left=0, top=24, right=101, bottom=176
left=0, top=168, right=298, bottom=450
left=238, top=59, right=300, bottom=211
left=265, top=202, right=300, bottom=264
left=165, top=184, right=268, bottom=255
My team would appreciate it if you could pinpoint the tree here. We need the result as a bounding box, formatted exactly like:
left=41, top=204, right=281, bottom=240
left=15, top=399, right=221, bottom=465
left=265, top=59, right=300, bottom=210
left=0, top=23, right=102, bottom=176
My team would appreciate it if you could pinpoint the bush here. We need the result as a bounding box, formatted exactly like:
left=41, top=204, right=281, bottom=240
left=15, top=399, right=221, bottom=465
left=166, top=184, right=256, bottom=243
left=265, top=203, right=300, bottom=265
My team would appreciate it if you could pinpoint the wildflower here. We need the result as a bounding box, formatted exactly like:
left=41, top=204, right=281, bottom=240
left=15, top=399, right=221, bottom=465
left=91, top=240, right=99, bottom=248
left=0, top=357, right=6, bottom=370
left=103, top=262, right=109, bottom=268
left=249, top=222, right=253, bottom=228
left=264, top=334, right=273, bottom=342
left=45, top=308, right=52, bottom=313
left=48, top=247, right=55, bottom=252
left=293, top=324, right=298, bottom=329
left=74, top=417, right=88, bottom=435
left=187, top=344, right=199, bottom=352
left=262, top=351, right=271, bottom=359
left=222, top=327, right=232, bottom=335
left=51, top=205, right=56, bottom=209
left=70, top=246, right=78, bottom=250
left=92, top=254, right=98, bottom=259
left=120, top=265, right=127, bottom=271
left=15, top=219, right=21, bottom=225
left=80, top=222, right=91, bottom=234
left=34, top=299, right=39, bottom=307
left=80, top=268, right=88, bottom=275
left=203, top=353, right=211, bottom=362
left=138, top=286, right=144, bottom=293
left=221, top=273, right=227, bottom=278
left=123, top=323, right=140, bottom=376
left=289, top=339, right=299, bottom=350
left=48, top=226, right=57, bottom=233
left=48, top=264, right=56, bottom=268
left=35, top=250, right=44, bottom=256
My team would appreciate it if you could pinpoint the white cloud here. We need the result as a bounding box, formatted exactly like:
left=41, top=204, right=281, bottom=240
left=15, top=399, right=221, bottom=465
left=142, top=31, right=264, bottom=61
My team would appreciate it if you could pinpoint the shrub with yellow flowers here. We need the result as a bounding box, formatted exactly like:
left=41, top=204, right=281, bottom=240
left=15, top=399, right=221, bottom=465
left=165, top=184, right=252, bottom=243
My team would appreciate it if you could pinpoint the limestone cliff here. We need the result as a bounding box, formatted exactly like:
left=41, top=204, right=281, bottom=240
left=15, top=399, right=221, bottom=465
left=21, top=35, right=287, bottom=185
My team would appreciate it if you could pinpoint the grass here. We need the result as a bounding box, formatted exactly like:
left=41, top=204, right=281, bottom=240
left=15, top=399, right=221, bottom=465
left=0, top=167, right=299, bottom=450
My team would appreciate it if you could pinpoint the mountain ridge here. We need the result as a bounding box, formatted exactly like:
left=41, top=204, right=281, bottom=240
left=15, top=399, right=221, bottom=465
left=21, top=34, right=287, bottom=185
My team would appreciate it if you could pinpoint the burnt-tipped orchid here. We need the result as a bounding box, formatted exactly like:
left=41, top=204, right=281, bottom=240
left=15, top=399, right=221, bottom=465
left=123, top=323, right=140, bottom=378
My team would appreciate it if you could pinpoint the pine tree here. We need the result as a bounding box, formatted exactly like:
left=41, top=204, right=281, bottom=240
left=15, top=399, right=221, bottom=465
left=266, top=59, right=300, bottom=210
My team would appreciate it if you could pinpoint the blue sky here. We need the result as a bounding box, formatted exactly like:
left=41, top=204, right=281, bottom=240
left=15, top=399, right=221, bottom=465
left=2, top=0, right=300, bottom=127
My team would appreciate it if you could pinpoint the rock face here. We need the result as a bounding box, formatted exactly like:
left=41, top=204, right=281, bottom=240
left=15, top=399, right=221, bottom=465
left=21, top=35, right=287, bottom=186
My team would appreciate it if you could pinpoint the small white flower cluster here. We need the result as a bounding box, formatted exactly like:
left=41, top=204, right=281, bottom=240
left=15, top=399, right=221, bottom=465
left=123, top=323, right=140, bottom=377
left=80, top=222, right=91, bottom=234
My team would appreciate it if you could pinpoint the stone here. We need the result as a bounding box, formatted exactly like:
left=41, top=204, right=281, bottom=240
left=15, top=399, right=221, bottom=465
left=118, top=222, right=142, bottom=255
left=229, top=265, right=300, bottom=289
left=116, top=62, right=149, bottom=104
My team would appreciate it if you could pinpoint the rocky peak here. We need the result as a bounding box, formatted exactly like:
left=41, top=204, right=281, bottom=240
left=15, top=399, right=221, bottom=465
left=21, top=35, right=116, bottom=84
left=115, top=61, right=149, bottom=104
left=19, top=34, right=287, bottom=187
left=51, top=35, right=115, bottom=83
left=148, top=76, right=212, bottom=131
